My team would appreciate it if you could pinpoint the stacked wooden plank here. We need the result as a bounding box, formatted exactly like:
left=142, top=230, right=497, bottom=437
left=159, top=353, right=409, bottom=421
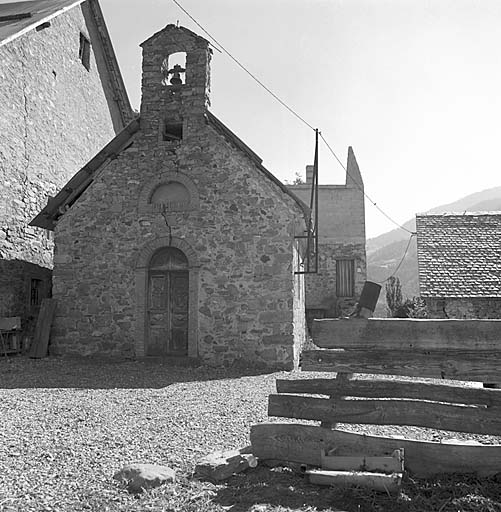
left=251, top=317, right=501, bottom=478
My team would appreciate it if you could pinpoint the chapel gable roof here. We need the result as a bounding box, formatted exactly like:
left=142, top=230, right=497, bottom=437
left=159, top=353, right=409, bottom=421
left=30, top=113, right=309, bottom=230
left=140, top=24, right=210, bottom=48
left=416, top=212, right=501, bottom=298
left=30, top=118, right=140, bottom=230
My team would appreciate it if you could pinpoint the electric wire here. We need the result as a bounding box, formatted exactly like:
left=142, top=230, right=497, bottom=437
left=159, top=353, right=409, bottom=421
left=170, top=0, right=415, bottom=237
left=381, top=233, right=416, bottom=284
left=319, top=133, right=416, bottom=236
left=170, top=0, right=316, bottom=131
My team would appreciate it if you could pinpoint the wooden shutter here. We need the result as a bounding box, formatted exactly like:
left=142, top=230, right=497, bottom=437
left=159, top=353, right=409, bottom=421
left=336, top=259, right=355, bottom=297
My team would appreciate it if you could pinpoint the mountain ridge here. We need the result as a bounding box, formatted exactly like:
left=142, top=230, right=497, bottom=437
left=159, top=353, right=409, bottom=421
left=367, top=186, right=501, bottom=255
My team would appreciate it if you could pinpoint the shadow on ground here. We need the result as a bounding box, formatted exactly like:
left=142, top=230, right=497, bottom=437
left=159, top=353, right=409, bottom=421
left=0, top=355, right=277, bottom=389
left=212, top=466, right=501, bottom=512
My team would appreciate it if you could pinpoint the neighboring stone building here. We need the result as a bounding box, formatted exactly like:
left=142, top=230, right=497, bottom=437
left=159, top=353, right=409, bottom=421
left=288, top=149, right=366, bottom=320
left=32, top=25, right=308, bottom=368
left=0, top=0, right=132, bottom=333
left=416, top=212, right=501, bottom=318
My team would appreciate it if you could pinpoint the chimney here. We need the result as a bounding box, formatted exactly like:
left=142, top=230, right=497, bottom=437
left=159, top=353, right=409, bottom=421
left=305, top=165, right=314, bottom=184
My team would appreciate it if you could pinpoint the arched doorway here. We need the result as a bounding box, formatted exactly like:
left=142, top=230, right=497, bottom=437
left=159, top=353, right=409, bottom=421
left=147, top=247, right=189, bottom=356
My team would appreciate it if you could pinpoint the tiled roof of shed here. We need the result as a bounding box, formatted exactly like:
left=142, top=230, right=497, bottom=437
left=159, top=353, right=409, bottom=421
left=416, top=212, right=501, bottom=298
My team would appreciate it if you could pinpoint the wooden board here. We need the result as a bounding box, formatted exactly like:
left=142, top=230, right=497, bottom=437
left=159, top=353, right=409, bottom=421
left=311, top=318, right=501, bottom=351
left=268, top=394, right=501, bottom=436
left=250, top=423, right=501, bottom=477
left=276, top=378, right=501, bottom=407
left=301, top=349, right=501, bottom=382
left=29, top=299, right=56, bottom=359
left=306, top=469, right=402, bottom=494
left=321, top=449, right=404, bottom=473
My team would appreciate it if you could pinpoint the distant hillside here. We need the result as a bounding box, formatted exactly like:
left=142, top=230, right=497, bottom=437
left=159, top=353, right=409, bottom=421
left=367, top=186, right=501, bottom=317
left=367, top=186, right=501, bottom=255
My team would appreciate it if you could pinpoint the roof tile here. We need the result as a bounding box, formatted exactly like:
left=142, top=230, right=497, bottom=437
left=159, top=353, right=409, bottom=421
left=416, top=212, right=501, bottom=298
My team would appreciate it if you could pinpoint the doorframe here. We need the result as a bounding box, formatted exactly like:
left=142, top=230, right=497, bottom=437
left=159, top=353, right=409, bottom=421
left=135, top=236, right=199, bottom=358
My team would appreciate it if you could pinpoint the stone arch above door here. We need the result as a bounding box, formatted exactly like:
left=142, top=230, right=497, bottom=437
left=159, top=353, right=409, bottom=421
left=135, top=236, right=199, bottom=358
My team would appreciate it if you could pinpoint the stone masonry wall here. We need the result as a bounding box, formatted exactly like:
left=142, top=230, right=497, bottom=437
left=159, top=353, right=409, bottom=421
left=52, top=123, right=306, bottom=368
left=427, top=297, right=501, bottom=319
left=0, top=5, right=116, bottom=322
left=288, top=183, right=366, bottom=317
left=306, top=242, right=366, bottom=317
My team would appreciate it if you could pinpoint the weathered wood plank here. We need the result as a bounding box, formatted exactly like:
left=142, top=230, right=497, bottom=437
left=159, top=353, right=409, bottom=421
left=250, top=423, right=501, bottom=477
left=321, top=372, right=353, bottom=429
left=268, top=394, right=501, bottom=436
left=306, top=469, right=402, bottom=494
left=321, top=449, right=404, bottom=473
left=301, top=349, right=501, bottom=382
left=29, top=299, right=56, bottom=359
left=312, top=318, right=501, bottom=351
left=276, top=378, right=501, bottom=407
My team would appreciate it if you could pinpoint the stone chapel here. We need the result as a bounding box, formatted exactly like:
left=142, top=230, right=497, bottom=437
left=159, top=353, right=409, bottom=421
left=32, top=25, right=309, bottom=368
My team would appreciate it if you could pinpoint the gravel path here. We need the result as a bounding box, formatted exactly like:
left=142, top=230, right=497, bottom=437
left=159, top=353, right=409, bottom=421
left=0, top=358, right=281, bottom=511
left=1, top=357, right=500, bottom=512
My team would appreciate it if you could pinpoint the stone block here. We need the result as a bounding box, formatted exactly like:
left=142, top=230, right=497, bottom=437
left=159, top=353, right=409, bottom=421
left=262, top=334, right=291, bottom=345
left=114, top=463, right=175, bottom=493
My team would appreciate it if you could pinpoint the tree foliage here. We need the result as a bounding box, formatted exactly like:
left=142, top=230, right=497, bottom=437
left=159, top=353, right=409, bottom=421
left=385, top=277, right=428, bottom=318
left=385, top=276, right=403, bottom=317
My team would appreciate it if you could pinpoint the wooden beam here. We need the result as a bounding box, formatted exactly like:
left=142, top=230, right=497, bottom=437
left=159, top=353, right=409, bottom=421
left=321, top=372, right=352, bottom=429
left=301, top=349, right=501, bottom=382
left=320, top=449, right=404, bottom=473
left=311, top=318, right=501, bottom=351
left=268, top=394, right=501, bottom=436
left=306, top=469, right=402, bottom=494
left=276, top=378, right=501, bottom=407
left=250, top=423, right=501, bottom=477
left=28, top=299, right=56, bottom=359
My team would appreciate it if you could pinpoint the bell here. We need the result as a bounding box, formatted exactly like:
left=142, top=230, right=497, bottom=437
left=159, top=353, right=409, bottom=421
left=169, top=64, right=185, bottom=86
left=170, top=72, right=182, bottom=86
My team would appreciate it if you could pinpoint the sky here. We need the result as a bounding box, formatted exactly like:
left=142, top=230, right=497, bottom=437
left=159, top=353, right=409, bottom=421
left=7, top=0, right=501, bottom=238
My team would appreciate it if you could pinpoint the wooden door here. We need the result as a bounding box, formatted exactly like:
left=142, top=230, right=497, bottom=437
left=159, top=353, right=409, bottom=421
left=147, top=248, right=189, bottom=356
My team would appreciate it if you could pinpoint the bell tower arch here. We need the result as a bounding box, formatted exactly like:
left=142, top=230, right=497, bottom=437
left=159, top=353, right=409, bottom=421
left=139, top=25, right=212, bottom=139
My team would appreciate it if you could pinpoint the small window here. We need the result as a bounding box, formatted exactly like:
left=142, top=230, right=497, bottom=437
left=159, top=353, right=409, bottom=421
left=161, top=52, right=187, bottom=86
left=163, top=121, right=183, bottom=142
left=150, top=181, right=190, bottom=209
left=336, top=259, right=355, bottom=297
left=79, top=33, right=91, bottom=71
left=30, top=279, right=43, bottom=307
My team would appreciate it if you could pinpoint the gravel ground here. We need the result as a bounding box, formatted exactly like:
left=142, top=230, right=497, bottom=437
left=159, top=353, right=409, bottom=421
left=1, top=356, right=500, bottom=512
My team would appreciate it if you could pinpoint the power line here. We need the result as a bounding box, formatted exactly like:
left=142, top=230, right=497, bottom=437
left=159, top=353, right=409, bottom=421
left=170, top=0, right=415, bottom=236
left=319, top=133, right=416, bottom=236
left=381, top=233, right=416, bottom=284
left=170, top=0, right=316, bottom=132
